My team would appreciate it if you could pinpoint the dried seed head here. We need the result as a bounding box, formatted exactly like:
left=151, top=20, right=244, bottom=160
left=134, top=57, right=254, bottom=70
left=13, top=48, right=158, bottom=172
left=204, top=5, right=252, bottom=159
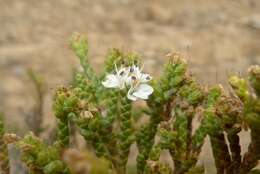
left=3, top=133, right=20, bottom=144
left=88, top=104, right=98, bottom=112
left=159, top=121, right=171, bottom=130
left=80, top=111, right=94, bottom=119
left=78, top=100, right=87, bottom=109
left=147, top=160, right=159, bottom=171
left=20, top=143, right=34, bottom=152
left=167, top=52, right=187, bottom=64
left=248, top=65, right=260, bottom=75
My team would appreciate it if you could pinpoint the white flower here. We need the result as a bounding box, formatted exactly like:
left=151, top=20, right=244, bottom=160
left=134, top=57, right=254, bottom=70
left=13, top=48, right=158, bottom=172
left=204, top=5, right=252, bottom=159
left=124, top=66, right=148, bottom=84
left=102, top=64, right=154, bottom=101
left=127, top=83, right=154, bottom=101
left=126, top=65, right=153, bottom=101
left=102, top=65, right=129, bottom=89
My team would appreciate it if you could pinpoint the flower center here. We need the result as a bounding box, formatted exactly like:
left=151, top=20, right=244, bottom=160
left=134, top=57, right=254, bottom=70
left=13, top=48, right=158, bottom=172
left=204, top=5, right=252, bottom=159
left=130, top=67, right=135, bottom=73
left=131, top=75, right=137, bottom=80
left=119, top=71, right=125, bottom=76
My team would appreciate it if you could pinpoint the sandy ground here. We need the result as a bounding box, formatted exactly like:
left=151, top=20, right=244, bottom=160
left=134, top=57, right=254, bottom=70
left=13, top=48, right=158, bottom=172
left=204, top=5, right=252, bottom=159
left=0, top=0, right=260, bottom=173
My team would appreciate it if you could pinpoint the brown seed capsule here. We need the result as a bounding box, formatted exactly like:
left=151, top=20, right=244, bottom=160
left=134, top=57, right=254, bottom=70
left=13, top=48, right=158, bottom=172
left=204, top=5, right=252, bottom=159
left=3, top=133, right=21, bottom=144
left=80, top=111, right=94, bottom=119
left=79, top=100, right=87, bottom=109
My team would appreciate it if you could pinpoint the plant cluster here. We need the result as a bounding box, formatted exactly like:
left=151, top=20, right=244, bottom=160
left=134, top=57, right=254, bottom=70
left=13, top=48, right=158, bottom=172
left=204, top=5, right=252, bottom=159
left=0, top=33, right=259, bottom=174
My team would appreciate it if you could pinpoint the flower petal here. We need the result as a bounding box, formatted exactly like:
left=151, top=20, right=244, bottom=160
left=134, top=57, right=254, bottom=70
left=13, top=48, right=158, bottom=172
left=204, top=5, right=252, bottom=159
left=102, top=74, right=120, bottom=88
left=140, top=73, right=152, bottom=83
left=127, top=89, right=138, bottom=101
left=119, top=67, right=130, bottom=75
left=125, top=76, right=134, bottom=86
left=133, top=84, right=154, bottom=100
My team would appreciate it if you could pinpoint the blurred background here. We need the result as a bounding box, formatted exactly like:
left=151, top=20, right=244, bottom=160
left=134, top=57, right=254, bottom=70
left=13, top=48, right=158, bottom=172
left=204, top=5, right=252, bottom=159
left=0, top=0, right=260, bottom=173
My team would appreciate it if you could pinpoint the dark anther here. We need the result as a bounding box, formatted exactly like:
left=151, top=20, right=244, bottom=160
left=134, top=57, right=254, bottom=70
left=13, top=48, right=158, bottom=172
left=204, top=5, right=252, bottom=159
left=131, top=76, right=137, bottom=80
left=119, top=71, right=125, bottom=76
left=146, top=76, right=151, bottom=80
left=130, top=67, right=134, bottom=73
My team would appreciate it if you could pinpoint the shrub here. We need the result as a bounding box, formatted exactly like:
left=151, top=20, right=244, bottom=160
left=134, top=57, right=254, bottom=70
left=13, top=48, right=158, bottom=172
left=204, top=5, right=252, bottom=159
left=0, top=33, right=259, bottom=174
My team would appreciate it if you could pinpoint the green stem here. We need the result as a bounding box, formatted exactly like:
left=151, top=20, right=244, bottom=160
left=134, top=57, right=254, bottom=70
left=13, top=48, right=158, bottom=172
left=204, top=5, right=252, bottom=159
left=56, top=117, right=70, bottom=148
left=77, top=117, right=110, bottom=158
left=117, top=91, right=133, bottom=173
left=136, top=114, right=161, bottom=173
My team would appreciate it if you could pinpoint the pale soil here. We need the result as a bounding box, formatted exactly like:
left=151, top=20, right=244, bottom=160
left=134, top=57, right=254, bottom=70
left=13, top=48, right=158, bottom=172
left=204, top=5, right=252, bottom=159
left=0, top=0, right=260, bottom=173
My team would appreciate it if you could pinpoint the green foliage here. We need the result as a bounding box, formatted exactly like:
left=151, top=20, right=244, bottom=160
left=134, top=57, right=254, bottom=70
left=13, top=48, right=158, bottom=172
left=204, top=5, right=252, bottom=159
left=118, top=91, right=134, bottom=170
left=249, top=65, right=260, bottom=96
left=146, top=160, right=172, bottom=174
left=60, top=46, right=141, bottom=174
left=136, top=54, right=188, bottom=173
left=16, top=133, right=69, bottom=174
left=53, top=87, right=80, bottom=148
left=2, top=34, right=260, bottom=174
left=70, top=33, right=95, bottom=81
left=0, top=113, right=9, bottom=174
left=228, top=65, right=260, bottom=174
left=63, top=149, right=111, bottom=174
